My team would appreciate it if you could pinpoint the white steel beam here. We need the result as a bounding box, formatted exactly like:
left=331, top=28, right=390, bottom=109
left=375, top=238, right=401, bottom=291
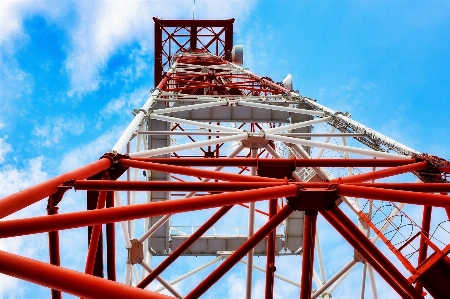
left=237, top=101, right=324, bottom=116
left=139, top=261, right=184, bottom=298
left=114, top=191, right=132, bottom=249
left=129, top=133, right=248, bottom=158
left=245, top=148, right=258, bottom=299
left=238, top=259, right=300, bottom=287
left=264, top=117, right=333, bottom=134
left=150, top=114, right=242, bottom=133
left=112, top=89, right=160, bottom=153
left=153, top=257, right=224, bottom=293
left=312, top=260, right=357, bottom=298
left=151, top=100, right=227, bottom=114
left=266, top=133, right=410, bottom=159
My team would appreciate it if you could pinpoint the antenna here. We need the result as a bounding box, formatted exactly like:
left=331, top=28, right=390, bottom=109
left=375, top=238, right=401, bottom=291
left=192, top=0, right=195, bottom=20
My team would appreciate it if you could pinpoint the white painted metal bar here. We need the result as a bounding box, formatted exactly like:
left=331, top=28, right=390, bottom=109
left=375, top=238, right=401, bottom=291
left=238, top=259, right=300, bottom=287
left=150, top=114, right=242, bottom=133
left=316, top=126, right=336, bottom=159
left=322, top=260, right=357, bottom=296
left=245, top=148, right=258, bottom=299
left=138, top=214, right=171, bottom=243
left=125, top=262, right=132, bottom=285
left=237, top=100, right=324, bottom=116
left=139, top=260, right=184, bottom=298
left=137, top=131, right=366, bottom=137
left=129, top=131, right=143, bottom=239
left=295, top=94, right=419, bottom=155
left=367, top=265, right=379, bottom=299
left=289, top=144, right=329, bottom=181
left=132, top=264, right=140, bottom=285
left=311, top=260, right=357, bottom=298
left=315, top=229, right=326, bottom=284
left=151, top=100, right=228, bottom=114
left=361, top=263, right=367, bottom=299
left=113, top=191, right=132, bottom=249
left=129, top=133, right=248, bottom=158
left=228, top=61, right=419, bottom=155
left=266, top=133, right=410, bottom=159
left=264, top=116, right=333, bottom=134
left=153, top=257, right=224, bottom=293
left=112, top=89, right=161, bottom=153
left=312, top=268, right=325, bottom=288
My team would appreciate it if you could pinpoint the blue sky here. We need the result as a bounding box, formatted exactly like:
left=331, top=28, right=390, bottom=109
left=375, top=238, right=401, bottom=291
left=0, top=0, right=449, bottom=298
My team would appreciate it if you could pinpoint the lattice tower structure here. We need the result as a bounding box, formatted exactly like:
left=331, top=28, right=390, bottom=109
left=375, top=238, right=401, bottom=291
left=0, top=18, right=449, bottom=299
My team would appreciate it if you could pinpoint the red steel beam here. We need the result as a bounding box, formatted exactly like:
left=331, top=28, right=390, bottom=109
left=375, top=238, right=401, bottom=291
left=322, top=206, right=422, bottom=299
left=185, top=205, right=294, bottom=299
left=331, top=160, right=428, bottom=184
left=415, top=205, right=432, bottom=295
left=338, top=185, right=450, bottom=207
left=0, top=158, right=111, bottom=218
left=265, top=199, right=277, bottom=299
left=299, top=212, right=318, bottom=299
left=72, top=180, right=450, bottom=193
left=0, top=185, right=299, bottom=238
left=47, top=206, right=62, bottom=299
left=131, top=157, right=417, bottom=167
left=120, top=159, right=282, bottom=182
left=106, top=191, right=116, bottom=281
left=0, top=250, right=175, bottom=299
left=85, top=191, right=107, bottom=275
left=73, top=180, right=283, bottom=191
left=137, top=205, right=234, bottom=289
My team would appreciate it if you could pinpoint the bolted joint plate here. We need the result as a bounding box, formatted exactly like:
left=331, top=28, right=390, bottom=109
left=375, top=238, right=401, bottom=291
left=241, top=136, right=269, bottom=149
left=287, top=186, right=338, bottom=212
left=129, top=239, right=144, bottom=264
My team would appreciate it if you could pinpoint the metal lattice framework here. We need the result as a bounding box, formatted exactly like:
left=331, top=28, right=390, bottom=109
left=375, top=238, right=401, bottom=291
left=0, top=19, right=450, bottom=299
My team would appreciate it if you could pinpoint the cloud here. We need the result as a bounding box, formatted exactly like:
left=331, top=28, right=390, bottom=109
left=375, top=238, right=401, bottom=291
left=96, top=87, right=150, bottom=129
left=32, top=116, right=85, bottom=147
left=0, top=136, right=12, bottom=164
left=59, top=128, right=119, bottom=173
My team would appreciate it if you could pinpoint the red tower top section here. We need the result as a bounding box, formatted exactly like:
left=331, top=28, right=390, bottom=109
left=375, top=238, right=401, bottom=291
left=153, top=18, right=235, bottom=86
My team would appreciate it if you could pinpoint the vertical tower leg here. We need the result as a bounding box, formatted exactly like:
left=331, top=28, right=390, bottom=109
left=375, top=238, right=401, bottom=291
left=300, top=211, right=318, bottom=299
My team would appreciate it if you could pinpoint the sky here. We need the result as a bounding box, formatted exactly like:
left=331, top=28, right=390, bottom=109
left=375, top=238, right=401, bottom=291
left=0, top=0, right=449, bottom=298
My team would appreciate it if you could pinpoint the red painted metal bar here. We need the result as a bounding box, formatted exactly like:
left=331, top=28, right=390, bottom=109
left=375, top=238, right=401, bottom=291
left=137, top=205, right=234, bottom=289
left=85, top=191, right=107, bottom=275
left=265, top=199, right=277, bottom=299
left=322, top=206, right=422, bottom=299
left=331, top=161, right=428, bottom=184
left=131, top=157, right=416, bottom=167
left=415, top=205, right=432, bottom=295
left=0, top=185, right=299, bottom=238
left=185, top=205, right=294, bottom=299
left=73, top=180, right=283, bottom=191
left=106, top=191, right=116, bottom=281
left=338, top=185, right=450, bottom=207
left=72, top=180, right=450, bottom=193
left=300, top=212, right=318, bottom=299
left=0, top=250, right=175, bottom=299
left=120, top=159, right=282, bottom=182
left=346, top=182, right=450, bottom=192
left=0, top=158, right=111, bottom=218
left=47, top=205, right=62, bottom=299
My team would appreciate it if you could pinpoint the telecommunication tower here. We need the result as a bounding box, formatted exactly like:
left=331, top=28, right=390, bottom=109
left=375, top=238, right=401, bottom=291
left=0, top=18, right=449, bottom=299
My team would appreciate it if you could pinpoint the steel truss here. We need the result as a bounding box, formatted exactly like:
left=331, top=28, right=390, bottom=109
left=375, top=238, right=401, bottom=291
left=1, top=19, right=450, bottom=299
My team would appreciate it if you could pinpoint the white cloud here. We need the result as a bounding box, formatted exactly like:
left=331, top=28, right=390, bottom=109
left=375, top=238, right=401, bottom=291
left=0, top=136, right=12, bottom=164
left=96, top=87, right=149, bottom=129
left=32, top=116, right=85, bottom=147
left=59, top=128, right=119, bottom=173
